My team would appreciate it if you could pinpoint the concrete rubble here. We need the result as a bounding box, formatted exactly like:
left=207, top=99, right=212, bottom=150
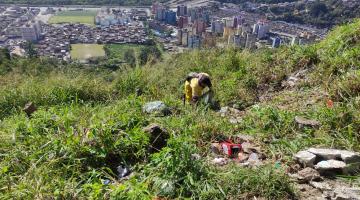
left=292, top=148, right=360, bottom=200
left=143, top=123, right=169, bottom=153
left=218, top=106, right=245, bottom=124
left=295, top=116, right=321, bottom=129
left=210, top=135, right=264, bottom=168
left=294, top=150, right=317, bottom=167
left=142, top=101, right=171, bottom=116
left=294, top=148, right=360, bottom=175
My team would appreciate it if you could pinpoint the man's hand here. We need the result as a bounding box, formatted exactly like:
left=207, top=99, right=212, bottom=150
left=192, top=96, right=199, bottom=103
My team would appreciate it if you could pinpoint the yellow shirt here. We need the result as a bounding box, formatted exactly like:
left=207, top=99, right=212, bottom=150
left=185, top=78, right=204, bottom=102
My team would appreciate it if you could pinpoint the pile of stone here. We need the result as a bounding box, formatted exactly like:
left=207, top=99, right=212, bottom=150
left=294, top=148, right=360, bottom=175
left=218, top=106, right=245, bottom=124
left=292, top=148, right=360, bottom=200
left=210, top=134, right=264, bottom=167
left=143, top=101, right=171, bottom=117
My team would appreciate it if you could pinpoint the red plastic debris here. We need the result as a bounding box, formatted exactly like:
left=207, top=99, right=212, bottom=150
left=326, top=99, right=334, bottom=108
left=220, top=141, right=242, bottom=158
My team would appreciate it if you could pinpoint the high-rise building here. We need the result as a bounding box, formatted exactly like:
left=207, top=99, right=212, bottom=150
left=165, top=10, right=176, bottom=25
left=245, top=33, right=256, bottom=49
left=211, top=20, right=224, bottom=35
left=177, top=5, right=187, bottom=17
left=181, top=29, right=189, bottom=47
left=178, top=16, right=189, bottom=28
left=233, top=16, right=244, bottom=28
left=253, top=21, right=270, bottom=39
left=223, top=27, right=235, bottom=39
left=152, top=2, right=161, bottom=14
left=272, top=37, right=281, bottom=48
left=155, top=7, right=166, bottom=21
left=188, top=35, right=201, bottom=48
left=193, top=19, right=206, bottom=35
left=177, top=29, right=183, bottom=45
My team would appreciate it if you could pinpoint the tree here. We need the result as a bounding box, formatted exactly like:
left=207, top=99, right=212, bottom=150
left=0, top=48, right=10, bottom=63
left=309, top=2, right=328, bottom=17
left=139, top=46, right=161, bottom=65
left=24, top=41, right=38, bottom=58
left=124, top=49, right=136, bottom=68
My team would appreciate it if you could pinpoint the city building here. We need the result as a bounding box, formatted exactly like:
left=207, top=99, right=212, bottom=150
left=151, top=2, right=161, bottom=14
left=188, top=34, right=201, bottom=48
left=177, top=5, right=187, bottom=17
left=165, top=10, right=177, bottom=26
left=253, top=21, right=270, bottom=39
left=181, top=29, right=190, bottom=47
left=21, top=21, right=41, bottom=41
left=178, top=16, right=189, bottom=29
left=272, top=37, right=281, bottom=48
left=211, top=20, right=224, bottom=35
left=245, top=33, right=256, bottom=49
left=192, top=19, right=207, bottom=35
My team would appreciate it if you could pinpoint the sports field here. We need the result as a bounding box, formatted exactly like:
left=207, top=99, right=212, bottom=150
left=70, top=44, right=105, bottom=61
left=49, top=10, right=97, bottom=26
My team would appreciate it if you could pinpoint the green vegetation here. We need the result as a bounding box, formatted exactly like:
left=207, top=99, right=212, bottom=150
left=268, top=0, right=360, bottom=28
left=1, top=19, right=360, bottom=199
left=102, top=44, right=162, bottom=69
left=71, top=44, right=106, bottom=61
left=49, top=10, right=97, bottom=26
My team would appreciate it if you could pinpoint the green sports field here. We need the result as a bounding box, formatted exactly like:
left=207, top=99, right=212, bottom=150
left=49, top=10, right=97, bottom=26
left=70, top=44, right=105, bottom=61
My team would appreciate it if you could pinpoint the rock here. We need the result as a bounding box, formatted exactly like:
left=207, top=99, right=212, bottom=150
left=242, top=142, right=261, bottom=154
left=219, top=106, right=229, bottom=117
left=23, top=102, right=37, bottom=117
left=117, top=165, right=131, bottom=179
left=308, top=148, right=341, bottom=160
left=211, top=157, right=228, bottom=166
left=297, top=167, right=321, bottom=183
left=143, top=124, right=169, bottom=153
left=229, top=117, right=241, bottom=124
left=210, top=143, right=222, bottom=155
left=315, top=160, right=346, bottom=174
left=142, top=101, right=171, bottom=116
left=295, top=116, right=321, bottom=128
left=307, top=148, right=360, bottom=164
left=294, top=150, right=316, bottom=167
left=338, top=150, right=360, bottom=164
left=191, top=153, right=201, bottom=160
left=233, top=134, right=254, bottom=143
left=342, top=162, right=360, bottom=175
left=309, top=181, right=332, bottom=191
left=248, top=153, right=261, bottom=166
left=333, top=187, right=360, bottom=200
left=237, top=152, right=249, bottom=163
left=102, top=179, right=111, bottom=185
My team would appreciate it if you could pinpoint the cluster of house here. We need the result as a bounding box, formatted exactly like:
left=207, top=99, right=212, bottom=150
left=0, top=6, right=153, bottom=60
left=0, top=6, right=41, bottom=43
left=36, top=22, right=149, bottom=60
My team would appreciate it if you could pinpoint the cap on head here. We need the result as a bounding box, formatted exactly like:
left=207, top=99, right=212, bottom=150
left=198, top=75, right=212, bottom=88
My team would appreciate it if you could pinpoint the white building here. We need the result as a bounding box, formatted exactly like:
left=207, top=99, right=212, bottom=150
left=253, top=21, right=270, bottom=39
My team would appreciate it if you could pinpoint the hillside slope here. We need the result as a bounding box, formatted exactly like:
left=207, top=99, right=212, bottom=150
left=0, top=20, right=360, bottom=199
